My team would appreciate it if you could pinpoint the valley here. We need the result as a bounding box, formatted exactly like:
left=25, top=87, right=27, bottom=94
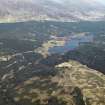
left=0, top=21, right=105, bottom=105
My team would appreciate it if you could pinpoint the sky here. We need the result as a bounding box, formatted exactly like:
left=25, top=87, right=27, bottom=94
left=92, top=0, right=105, bottom=5
left=51, top=0, right=105, bottom=5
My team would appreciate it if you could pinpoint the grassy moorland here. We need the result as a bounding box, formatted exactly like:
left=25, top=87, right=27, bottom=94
left=0, top=21, right=105, bottom=105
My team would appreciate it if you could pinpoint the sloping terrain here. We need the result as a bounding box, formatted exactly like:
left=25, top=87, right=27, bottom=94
left=0, top=21, right=105, bottom=105
left=0, top=0, right=105, bottom=22
left=0, top=53, right=105, bottom=105
left=56, top=61, right=105, bottom=105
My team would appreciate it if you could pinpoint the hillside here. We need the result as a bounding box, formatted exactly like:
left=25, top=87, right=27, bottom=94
left=0, top=0, right=105, bottom=22
left=0, top=21, right=105, bottom=105
left=0, top=56, right=105, bottom=105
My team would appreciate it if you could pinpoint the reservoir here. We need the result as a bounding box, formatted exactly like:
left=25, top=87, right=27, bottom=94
left=49, top=34, right=93, bottom=54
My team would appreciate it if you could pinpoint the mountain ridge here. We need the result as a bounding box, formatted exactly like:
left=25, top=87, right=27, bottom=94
left=0, top=0, right=105, bottom=22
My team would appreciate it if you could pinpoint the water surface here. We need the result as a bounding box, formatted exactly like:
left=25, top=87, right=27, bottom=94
left=49, top=34, right=93, bottom=54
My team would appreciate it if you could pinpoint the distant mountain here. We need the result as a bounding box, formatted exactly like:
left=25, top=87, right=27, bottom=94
left=0, top=0, right=105, bottom=22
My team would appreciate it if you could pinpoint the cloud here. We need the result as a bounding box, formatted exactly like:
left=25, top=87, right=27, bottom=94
left=50, top=0, right=105, bottom=4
